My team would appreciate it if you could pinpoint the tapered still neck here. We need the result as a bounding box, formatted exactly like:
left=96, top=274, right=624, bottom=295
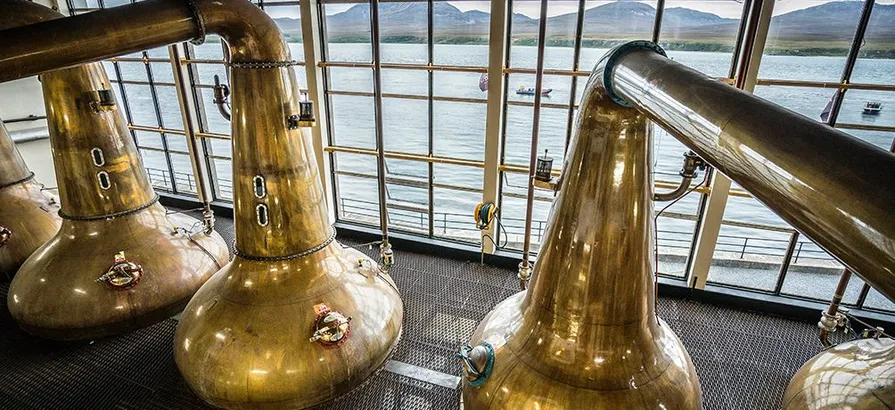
left=0, top=120, right=31, bottom=187
left=524, top=72, right=657, bottom=328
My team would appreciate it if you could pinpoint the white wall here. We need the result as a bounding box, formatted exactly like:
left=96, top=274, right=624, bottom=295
left=0, top=0, right=65, bottom=187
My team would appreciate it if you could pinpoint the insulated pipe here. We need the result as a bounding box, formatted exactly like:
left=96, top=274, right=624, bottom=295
left=0, top=0, right=289, bottom=83
left=606, top=42, right=895, bottom=301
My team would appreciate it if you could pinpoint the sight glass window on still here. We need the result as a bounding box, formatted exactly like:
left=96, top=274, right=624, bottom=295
left=0, top=0, right=893, bottom=409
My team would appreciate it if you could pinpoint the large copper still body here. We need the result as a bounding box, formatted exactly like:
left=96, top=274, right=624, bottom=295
left=1, top=1, right=230, bottom=341
left=460, top=41, right=895, bottom=409
left=0, top=0, right=404, bottom=407
left=459, top=42, right=703, bottom=409
left=0, top=119, right=61, bottom=280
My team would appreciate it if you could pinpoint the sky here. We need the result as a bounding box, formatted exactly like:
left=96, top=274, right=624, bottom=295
left=263, top=0, right=895, bottom=20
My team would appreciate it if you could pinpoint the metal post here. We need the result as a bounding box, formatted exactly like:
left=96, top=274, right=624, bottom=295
left=651, top=0, right=666, bottom=44
left=826, top=0, right=876, bottom=126
left=427, top=0, right=435, bottom=238
left=773, top=231, right=799, bottom=294
left=819, top=269, right=853, bottom=347
left=300, top=0, right=336, bottom=224
left=563, top=0, right=586, bottom=153
left=519, top=0, right=549, bottom=290
left=370, top=0, right=394, bottom=268
left=480, top=0, right=509, bottom=253
left=689, top=0, right=775, bottom=289
left=169, top=44, right=216, bottom=234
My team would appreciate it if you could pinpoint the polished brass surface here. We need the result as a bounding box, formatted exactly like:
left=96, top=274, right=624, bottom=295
left=461, top=46, right=702, bottom=408
left=9, top=203, right=227, bottom=340
left=609, top=47, right=895, bottom=302
left=176, top=243, right=402, bottom=409
left=0, top=178, right=61, bottom=280
left=0, top=0, right=404, bottom=405
left=2, top=0, right=229, bottom=340
left=0, top=117, right=31, bottom=186
left=782, top=337, right=895, bottom=409
left=0, top=119, right=61, bottom=279
left=174, top=4, right=403, bottom=406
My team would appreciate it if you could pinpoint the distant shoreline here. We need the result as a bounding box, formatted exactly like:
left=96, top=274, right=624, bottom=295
left=266, top=35, right=895, bottom=59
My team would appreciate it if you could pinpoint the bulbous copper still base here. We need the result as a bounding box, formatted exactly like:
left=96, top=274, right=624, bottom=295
left=461, top=292, right=702, bottom=409
left=782, top=337, right=895, bottom=409
left=174, top=242, right=403, bottom=409
left=0, top=179, right=61, bottom=280
left=7, top=202, right=229, bottom=340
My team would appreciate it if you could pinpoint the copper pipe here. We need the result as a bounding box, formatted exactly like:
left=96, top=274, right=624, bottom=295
left=609, top=45, right=895, bottom=302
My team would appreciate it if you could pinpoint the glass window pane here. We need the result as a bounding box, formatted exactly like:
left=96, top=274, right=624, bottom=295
left=433, top=1, right=490, bottom=67
left=151, top=62, right=174, bottom=84
left=211, top=158, right=233, bottom=200
left=118, top=62, right=148, bottom=83
left=864, top=288, right=895, bottom=312
left=155, top=85, right=184, bottom=130
left=383, top=97, right=428, bottom=154
left=267, top=6, right=304, bottom=48
left=504, top=104, right=570, bottom=167
left=329, top=67, right=373, bottom=92
left=433, top=71, right=488, bottom=100
left=140, top=149, right=171, bottom=191
left=837, top=128, right=894, bottom=151
left=758, top=0, right=863, bottom=82
left=330, top=94, right=376, bottom=149
left=657, top=216, right=697, bottom=278
left=433, top=100, right=486, bottom=161
left=753, top=85, right=833, bottom=120
left=123, top=83, right=159, bottom=127
left=324, top=1, right=373, bottom=62
left=433, top=187, right=482, bottom=244
left=781, top=242, right=864, bottom=302
left=382, top=69, right=427, bottom=96
left=135, top=131, right=163, bottom=150
left=838, top=90, right=895, bottom=132
left=334, top=153, right=381, bottom=226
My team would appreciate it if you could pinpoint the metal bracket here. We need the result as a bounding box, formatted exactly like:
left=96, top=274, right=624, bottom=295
left=457, top=342, right=495, bottom=387
left=0, top=226, right=11, bottom=248
left=379, top=241, right=395, bottom=272
left=88, top=89, right=116, bottom=114
left=310, top=304, right=351, bottom=347
left=600, top=41, right=667, bottom=107
left=96, top=251, right=143, bottom=290
left=518, top=262, right=532, bottom=290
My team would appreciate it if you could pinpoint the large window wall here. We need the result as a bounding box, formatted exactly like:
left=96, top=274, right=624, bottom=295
left=63, top=0, right=895, bottom=315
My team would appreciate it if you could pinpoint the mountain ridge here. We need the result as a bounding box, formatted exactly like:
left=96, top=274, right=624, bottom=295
left=271, top=1, right=895, bottom=57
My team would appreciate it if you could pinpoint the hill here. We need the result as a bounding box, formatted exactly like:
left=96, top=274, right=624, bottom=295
left=272, top=1, right=895, bottom=57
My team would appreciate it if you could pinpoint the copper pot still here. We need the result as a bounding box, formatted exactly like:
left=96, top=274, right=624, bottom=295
left=0, top=0, right=403, bottom=407
left=0, top=119, right=61, bottom=280
left=2, top=1, right=230, bottom=341
left=459, top=43, right=703, bottom=409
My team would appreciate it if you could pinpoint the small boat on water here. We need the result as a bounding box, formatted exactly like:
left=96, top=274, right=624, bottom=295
left=863, top=101, right=882, bottom=115
left=516, top=85, right=552, bottom=96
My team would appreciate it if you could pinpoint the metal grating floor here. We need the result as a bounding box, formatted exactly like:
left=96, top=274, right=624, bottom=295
left=0, top=211, right=835, bottom=409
